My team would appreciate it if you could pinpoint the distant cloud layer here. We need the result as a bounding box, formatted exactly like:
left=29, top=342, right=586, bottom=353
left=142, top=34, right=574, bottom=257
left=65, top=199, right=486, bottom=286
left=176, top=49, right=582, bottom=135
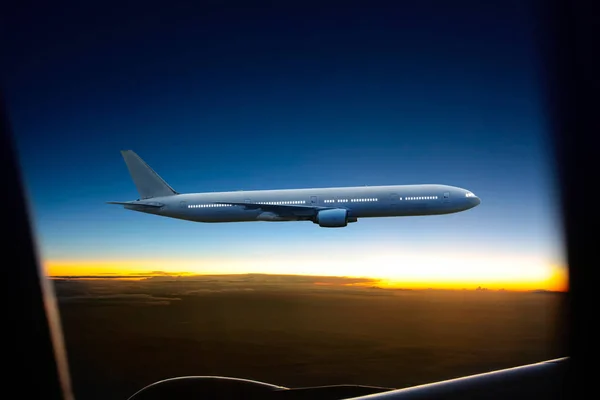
left=51, top=273, right=384, bottom=306
left=51, top=273, right=562, bottom=308
left=58, top=293, right=181, bottom=306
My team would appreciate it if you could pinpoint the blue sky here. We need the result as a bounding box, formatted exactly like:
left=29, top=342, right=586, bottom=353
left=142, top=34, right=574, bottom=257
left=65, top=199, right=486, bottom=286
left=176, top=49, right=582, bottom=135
left=1, top=1, right=566, bottom=287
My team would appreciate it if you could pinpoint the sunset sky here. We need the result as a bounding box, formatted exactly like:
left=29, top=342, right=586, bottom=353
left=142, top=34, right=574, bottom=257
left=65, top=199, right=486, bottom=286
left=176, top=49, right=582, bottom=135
left=2, top=1, right=567, bottom=292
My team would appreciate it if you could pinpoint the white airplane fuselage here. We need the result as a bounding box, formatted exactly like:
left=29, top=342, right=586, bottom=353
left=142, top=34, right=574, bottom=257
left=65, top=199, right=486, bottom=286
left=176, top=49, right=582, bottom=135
left=109, top=151, right=481, bottom=228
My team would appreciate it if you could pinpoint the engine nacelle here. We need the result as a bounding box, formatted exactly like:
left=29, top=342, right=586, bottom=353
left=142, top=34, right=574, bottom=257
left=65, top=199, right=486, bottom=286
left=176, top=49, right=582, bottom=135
left=316, top=208, right=349, bottom=228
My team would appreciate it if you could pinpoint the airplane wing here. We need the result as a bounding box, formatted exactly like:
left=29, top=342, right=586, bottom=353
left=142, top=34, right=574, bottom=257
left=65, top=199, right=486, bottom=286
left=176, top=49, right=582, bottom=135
left=127, top=357, right=569, bottom=400
left=215, top=201, right=336, bottom=218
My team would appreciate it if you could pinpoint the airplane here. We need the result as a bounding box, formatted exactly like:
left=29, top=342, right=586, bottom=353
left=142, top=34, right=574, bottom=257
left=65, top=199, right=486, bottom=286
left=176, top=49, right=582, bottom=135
left=107, top=150, right=481, bottom=227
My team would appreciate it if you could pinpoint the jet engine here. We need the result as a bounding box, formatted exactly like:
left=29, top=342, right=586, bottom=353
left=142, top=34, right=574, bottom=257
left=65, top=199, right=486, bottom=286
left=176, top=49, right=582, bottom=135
left=316, top=208, right=351, bottom=227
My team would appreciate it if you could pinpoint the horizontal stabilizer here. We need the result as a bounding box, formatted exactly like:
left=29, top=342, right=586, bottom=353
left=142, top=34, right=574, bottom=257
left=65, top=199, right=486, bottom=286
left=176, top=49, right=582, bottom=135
left=106, top=201, right=164, bottom=209
left=120, top=150, right=178, bottom=199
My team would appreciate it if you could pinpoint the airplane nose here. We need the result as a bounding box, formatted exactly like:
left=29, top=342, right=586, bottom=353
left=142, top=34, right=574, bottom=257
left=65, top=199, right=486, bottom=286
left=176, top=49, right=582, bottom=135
left=461, top=191, right=480, bottom=210
left=464, top=194, right=480, bottom=209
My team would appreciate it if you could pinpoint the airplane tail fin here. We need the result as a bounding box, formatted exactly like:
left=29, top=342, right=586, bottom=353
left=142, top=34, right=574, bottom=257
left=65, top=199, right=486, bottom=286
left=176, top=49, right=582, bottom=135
left=120, top=150, right=178, bottom=199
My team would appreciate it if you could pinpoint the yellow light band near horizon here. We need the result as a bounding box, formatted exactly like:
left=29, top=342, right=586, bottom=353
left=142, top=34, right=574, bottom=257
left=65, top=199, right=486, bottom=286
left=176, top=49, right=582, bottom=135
left=43, top=252, right=568, bottom=292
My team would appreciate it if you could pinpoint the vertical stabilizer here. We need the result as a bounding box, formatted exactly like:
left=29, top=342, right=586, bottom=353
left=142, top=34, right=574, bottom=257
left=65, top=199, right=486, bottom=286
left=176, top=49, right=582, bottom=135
left=120, top=150, right=178, bottom=199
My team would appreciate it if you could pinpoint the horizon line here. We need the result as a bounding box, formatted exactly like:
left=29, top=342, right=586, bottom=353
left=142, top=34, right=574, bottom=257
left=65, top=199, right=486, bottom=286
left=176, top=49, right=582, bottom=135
left=46, top=273, right=567, bottom=293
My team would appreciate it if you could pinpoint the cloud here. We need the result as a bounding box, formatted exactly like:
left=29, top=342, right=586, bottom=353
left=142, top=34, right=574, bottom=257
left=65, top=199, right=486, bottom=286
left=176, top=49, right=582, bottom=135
left=136, top=271, right=195, bottom=276
left=140, top=273, right=379, bottom=284
left=57, top=293, right=181, bottom=305
left=51, top=274, right=385, bottom=301
left=180, top=288, right=255, bottom=295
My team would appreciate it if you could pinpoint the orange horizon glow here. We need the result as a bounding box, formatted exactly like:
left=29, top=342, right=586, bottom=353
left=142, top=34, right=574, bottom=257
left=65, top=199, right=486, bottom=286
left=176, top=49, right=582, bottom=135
left=43, top=255, right=569, bottom=292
